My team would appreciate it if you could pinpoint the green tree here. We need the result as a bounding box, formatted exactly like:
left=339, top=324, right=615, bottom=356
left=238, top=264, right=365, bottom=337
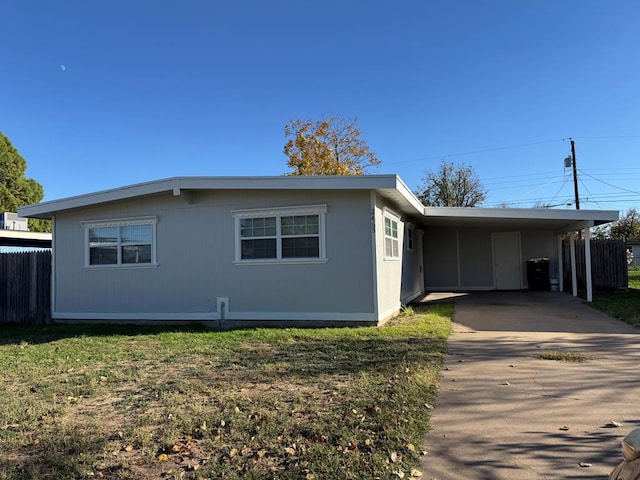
left=0, top=132, right=49, bottom=232
left=590, top=208, right=640, bottom=239
left=609, top=208, right=640, bottom=239
left=415, top=160, right=487, bottom=207
left=284, top=115, right=381, bottom=175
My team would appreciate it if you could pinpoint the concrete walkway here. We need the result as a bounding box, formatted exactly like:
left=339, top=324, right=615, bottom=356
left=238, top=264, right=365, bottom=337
left=420, top=291, right=640, bottom=480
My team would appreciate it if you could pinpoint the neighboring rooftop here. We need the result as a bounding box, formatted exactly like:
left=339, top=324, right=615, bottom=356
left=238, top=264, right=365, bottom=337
left=0, top=229, right=51, bottom=248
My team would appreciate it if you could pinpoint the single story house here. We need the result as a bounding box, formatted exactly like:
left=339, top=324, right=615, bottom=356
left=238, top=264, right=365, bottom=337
left=19, top=175, right=617, bottom=327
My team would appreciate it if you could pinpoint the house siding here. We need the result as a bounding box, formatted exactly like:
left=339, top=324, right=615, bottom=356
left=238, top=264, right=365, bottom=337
left=423, top=228, right=459, bottom=288
left=52, top=189, right=376, bottom=323
left=372, top=194, right=406, bottom=322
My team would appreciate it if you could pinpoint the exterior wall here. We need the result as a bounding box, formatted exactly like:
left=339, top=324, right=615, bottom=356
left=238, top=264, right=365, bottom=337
left=520, top=228, right=558, bottom=285
left=423, top=226, right=559, bottom=290
left=423, top=228, right=459, bottom=288
left=52, top=189, right=376, bottom=324
left=372, top=194, right=406, bottom=322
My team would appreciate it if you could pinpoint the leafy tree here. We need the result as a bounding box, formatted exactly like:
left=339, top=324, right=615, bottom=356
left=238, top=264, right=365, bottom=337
left=0, top=132, right=49, bottom=232
left=609, top=208, right=640, bottom=239
left=284, top=115, right=381, bottom=175
left=590, top=208, right=640, bottom=239
left=414, top=160, right=487, bottom=207
left=591, top=225, right=609, bottom=239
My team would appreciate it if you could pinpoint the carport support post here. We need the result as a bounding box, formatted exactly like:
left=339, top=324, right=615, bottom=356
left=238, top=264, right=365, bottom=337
left=570, top=234, right=578, bottom=297
left=585, top=227, right=593, bottom=302
left=557, top=235, right=564, bottom=292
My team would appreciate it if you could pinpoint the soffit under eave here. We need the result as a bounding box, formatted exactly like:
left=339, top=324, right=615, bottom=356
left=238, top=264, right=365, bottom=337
left=412, top=216, right=611, bottom=233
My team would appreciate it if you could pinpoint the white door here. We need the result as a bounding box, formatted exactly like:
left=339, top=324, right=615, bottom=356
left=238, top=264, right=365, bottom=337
left=493, top=232, right=522, bottom=290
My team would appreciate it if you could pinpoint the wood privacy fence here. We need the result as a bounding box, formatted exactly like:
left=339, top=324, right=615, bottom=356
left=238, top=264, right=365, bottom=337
left=0, top=251, right=51, bottom=324
left=562, top=239, right=628, bottom=291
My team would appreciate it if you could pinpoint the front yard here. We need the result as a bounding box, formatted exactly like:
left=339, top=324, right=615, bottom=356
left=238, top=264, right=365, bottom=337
left=0, top=304, right=452, bottom=480
left=591, top=269, right=640, bottom=327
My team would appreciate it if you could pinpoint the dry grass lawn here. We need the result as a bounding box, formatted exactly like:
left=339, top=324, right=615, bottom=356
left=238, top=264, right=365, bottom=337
left=0, top=304, right=452, bottom=480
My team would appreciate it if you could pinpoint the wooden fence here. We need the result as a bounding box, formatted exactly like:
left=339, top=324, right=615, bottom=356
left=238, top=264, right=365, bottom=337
left=562, top=239, right=628, bottom=291
left=0, top=251, right=51, bottom=324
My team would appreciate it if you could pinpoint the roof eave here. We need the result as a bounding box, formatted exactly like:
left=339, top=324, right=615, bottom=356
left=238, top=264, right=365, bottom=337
left=19, top=175, right=419, bottom=219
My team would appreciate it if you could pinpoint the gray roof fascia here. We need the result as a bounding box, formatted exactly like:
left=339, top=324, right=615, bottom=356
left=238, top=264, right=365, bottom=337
left=423, top=206, right=618, bottom=232
left=424, top=206, right=617, bottom=222
left=19, top=175, right=423, bottom=219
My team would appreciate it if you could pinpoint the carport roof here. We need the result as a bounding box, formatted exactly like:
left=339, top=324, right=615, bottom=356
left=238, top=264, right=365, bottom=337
left=421, top=206, right=618, bottom=234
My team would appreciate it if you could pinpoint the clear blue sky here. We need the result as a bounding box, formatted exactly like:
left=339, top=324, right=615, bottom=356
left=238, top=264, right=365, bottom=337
left=2, top=0, right=639, bottom=211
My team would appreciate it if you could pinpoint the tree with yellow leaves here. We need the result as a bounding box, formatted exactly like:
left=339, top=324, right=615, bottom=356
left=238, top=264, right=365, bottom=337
left=284, top=115, right=381, bottom=175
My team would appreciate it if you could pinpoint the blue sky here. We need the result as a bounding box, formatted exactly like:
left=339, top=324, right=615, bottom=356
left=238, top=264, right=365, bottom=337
left=2, top=0, right=639, bottom=211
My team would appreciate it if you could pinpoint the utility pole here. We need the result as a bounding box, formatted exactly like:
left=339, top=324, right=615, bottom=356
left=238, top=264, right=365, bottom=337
left=570, top=138, right=580, bottom=210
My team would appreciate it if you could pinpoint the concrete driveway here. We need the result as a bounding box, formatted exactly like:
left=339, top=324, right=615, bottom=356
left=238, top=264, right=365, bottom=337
left=420, top=291, right=640, bottom=480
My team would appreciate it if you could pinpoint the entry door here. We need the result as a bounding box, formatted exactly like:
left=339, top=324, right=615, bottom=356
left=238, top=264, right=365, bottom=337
left=493, top=232, right=522, bottom=290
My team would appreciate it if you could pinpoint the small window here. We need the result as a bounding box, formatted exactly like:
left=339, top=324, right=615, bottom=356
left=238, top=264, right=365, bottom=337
left=384, top=214, right=399, bottom=259
left=232, top=206, right=326, bottom=263
left=84, top=218, right=157, bottom=267
left=406, top=224, right=414, bottom=251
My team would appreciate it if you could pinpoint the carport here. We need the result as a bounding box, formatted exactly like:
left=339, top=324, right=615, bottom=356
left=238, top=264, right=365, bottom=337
left=419, top=207, right=618, bottom=301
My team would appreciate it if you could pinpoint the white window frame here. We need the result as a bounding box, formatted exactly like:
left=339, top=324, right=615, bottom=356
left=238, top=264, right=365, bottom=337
left=231, top=205, right=327, bottom=265
left=82, top=217, right=158, bottom=268
left=383, top=209, right=400, bottom=260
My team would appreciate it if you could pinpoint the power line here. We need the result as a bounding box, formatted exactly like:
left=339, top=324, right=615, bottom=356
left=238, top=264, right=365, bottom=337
left=547, top=177, right=571, bottom=207
left=578, top=169, right=640, bottom=195
left=579, top=178, right=602, bottom=208
left=573, top=135, right=640, bottom=140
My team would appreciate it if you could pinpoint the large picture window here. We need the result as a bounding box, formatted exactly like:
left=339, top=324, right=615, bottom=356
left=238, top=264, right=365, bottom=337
left=232, top=205, right=327, bottom=263
left=83, top=218, right=157, bottom=267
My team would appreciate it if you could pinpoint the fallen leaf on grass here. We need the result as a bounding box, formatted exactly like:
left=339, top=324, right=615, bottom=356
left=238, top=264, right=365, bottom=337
left=390, top=451, right=402, bottom=463
left=157, top=453, right=169, bottom=462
